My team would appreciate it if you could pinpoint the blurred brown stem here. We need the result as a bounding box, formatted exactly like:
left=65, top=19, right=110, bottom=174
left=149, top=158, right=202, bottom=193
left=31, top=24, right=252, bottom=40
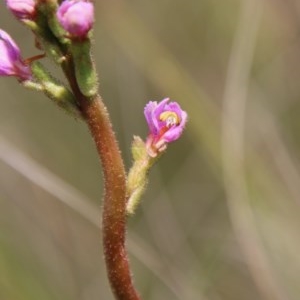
left=63, top=58, right=140, bottom=300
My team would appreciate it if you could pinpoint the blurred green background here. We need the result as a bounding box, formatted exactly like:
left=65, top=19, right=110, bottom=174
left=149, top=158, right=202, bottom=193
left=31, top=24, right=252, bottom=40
left=1, top=0, right=300, bottom=299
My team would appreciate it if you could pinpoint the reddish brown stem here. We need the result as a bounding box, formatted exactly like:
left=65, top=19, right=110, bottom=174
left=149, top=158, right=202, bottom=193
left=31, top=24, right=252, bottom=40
left=83, top=96, right=140, bottom=300
left=63, top=60, right=140, bottom=300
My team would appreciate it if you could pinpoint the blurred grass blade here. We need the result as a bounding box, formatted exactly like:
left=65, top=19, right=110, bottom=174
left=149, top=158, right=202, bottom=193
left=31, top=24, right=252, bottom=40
left=221, top=1, right=287, bottom=300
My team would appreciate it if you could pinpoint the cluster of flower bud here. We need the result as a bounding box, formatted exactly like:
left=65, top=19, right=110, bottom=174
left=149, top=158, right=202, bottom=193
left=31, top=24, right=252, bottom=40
left=1, top=0, right=94, bottom=81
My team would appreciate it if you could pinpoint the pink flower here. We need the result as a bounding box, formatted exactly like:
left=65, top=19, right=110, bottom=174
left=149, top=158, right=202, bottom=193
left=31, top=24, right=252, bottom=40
left=57, top=0, right=94, bottom=38
left=5, top=0, right=36, bottom=20
left=144, top=98, right=187, bottom=157
left=0, top=29, right=32, bottom=81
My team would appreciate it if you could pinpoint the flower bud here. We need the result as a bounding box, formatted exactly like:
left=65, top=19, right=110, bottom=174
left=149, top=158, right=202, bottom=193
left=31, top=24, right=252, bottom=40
left=144, top=98, right=187, bottom=157
left=0, top=29, right=32, bottom=81
left=56, top=0, right=94, bottom=39
left=5, top=0, right=36, bottom=20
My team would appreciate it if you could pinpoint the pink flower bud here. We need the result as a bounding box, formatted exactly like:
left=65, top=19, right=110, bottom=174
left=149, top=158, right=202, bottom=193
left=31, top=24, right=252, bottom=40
left=144, top=98, right=187, bottom=157
left=6, top=0, right=36, bottom=20
left=57, top=0, right=94, bottom=38
left=0, top=29, right=32, bottom=81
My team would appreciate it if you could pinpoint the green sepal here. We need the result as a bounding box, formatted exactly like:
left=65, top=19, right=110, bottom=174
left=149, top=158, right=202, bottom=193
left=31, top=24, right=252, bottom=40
left=126, top=136, right=157, bottom=215
left=30, top=62, right=81, bottom=118
left=22, top=20, right=39, bottom=31
left=70, top=39, right=98, bottom=97
left=22, top=80, right=44, bottom=91
left=38, top=0, right=69, bottom=45
left=38, top=32, right=66, bottom=64
left=30, top=8, right=67, bottom=64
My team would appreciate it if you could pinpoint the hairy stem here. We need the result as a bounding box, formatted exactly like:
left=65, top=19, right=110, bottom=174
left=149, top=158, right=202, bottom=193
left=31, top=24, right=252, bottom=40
left=83, top=97, right=140, bottom=300
left=63, top=59, right=140, bottom=300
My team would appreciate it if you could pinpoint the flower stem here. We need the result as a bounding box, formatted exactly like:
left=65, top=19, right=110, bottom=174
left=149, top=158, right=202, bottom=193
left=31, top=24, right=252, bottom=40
left=63, top=59, right=140, bottom=300
left=83, top=96, right=140, bottom=300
